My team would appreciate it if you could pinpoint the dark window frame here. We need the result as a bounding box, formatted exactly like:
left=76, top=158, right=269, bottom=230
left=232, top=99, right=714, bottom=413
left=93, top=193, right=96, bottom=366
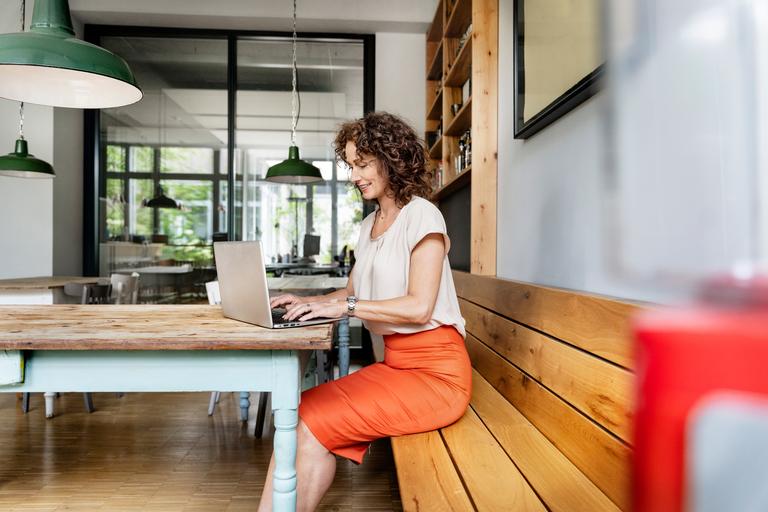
left=83, top=24, right=375, bottom=275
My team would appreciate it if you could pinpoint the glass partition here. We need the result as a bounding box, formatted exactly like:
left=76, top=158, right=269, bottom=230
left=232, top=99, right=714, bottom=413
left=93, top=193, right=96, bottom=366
left=97, top=36, right=228, bottom=298
left=235, top=38, right=364, bottom=265
left=91, top=30, right=368, bottom=300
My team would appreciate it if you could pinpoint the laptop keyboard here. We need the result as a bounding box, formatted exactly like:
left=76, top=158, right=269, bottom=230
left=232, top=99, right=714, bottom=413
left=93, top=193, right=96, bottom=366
left=272, top=308, right=288, bottom=324
left=271, top=307, right=332, bottom=326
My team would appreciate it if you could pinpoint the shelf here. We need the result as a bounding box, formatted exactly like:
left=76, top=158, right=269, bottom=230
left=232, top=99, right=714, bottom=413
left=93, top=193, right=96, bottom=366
left=445, top=97, right=472, bottom=136
left=433, top=166, right=471, bottom=202
left=429, top=138, right=443, bottom=159
left=427, top=40, right=443, bottom=80
left=427, top=0, right=444, bottom=41
left=427, top=89, right=443, bottom=121
left=445, top=36, right=472, bottom=87
left=445, top=0, right=472, bottom=37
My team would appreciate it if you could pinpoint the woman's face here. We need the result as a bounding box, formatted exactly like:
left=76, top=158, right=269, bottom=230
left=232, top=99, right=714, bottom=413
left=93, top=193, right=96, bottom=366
left=345, top=140, right=390, bottom=202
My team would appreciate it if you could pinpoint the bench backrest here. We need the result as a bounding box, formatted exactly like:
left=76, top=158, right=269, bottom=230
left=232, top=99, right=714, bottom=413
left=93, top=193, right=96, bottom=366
left=453, top=271, right=641, bottom=511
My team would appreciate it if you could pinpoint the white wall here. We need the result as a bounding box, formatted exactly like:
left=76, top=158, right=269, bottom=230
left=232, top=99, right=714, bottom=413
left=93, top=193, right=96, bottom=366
left=375, top=32, right=426, bottom=136
left=0, top=0, right=54, bottom=279
left=497, top=0, right=616, bottom=298
left=497, top=0, right=766, bottom=303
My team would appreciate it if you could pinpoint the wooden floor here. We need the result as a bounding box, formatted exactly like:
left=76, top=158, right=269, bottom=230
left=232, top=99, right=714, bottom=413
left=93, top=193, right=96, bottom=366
left=0, top=391, right=403, bottom=511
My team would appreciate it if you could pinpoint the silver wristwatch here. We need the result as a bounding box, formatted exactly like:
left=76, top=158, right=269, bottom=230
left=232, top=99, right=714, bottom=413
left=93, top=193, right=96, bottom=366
left=346, top=295, right=358, bottom=317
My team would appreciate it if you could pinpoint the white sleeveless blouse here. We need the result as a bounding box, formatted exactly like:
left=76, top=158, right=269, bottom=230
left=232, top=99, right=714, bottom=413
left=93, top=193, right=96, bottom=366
left=351, top=196, right=466, bottom=338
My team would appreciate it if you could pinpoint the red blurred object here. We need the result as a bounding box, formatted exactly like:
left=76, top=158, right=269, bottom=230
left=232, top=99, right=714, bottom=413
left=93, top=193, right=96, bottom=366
left=632, top=275, right=768, bottom=512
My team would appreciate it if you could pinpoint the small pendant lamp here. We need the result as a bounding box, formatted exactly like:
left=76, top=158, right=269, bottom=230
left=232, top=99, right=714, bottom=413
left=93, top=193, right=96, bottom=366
left=0, top=1, right=54, bottom=179
left=265, top=0, right=323, bottom=184
left=0, top=0, right=142, bottom=109
left=143, top=186, right=181, bottom=209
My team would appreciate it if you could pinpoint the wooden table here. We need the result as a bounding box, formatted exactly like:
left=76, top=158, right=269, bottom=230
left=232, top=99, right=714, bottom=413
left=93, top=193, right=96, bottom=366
left=0, top=276, right=104, bottom=305
left=0, top=304, right=332, bottom=512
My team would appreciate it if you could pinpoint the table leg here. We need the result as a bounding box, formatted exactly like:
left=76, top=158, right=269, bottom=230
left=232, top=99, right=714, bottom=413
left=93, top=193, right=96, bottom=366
left=271, top=350, right=300, bottom=511
left=239, top=392, right=250, bottom=422
left=338, top=316, right=350, bottom=378
left=44, top=392, right=56, bottom=418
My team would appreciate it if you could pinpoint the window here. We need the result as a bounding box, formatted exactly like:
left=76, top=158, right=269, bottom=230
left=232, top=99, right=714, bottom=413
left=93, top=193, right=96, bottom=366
left=89, top=29, right=372, bottom=279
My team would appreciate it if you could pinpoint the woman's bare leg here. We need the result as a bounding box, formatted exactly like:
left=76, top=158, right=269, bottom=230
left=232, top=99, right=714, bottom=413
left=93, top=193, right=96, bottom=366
left=258, top=419, right=337, bottom=512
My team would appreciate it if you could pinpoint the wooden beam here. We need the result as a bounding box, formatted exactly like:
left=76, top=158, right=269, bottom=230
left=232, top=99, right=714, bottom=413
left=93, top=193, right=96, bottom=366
left=470, top=0, right=498, bottom=275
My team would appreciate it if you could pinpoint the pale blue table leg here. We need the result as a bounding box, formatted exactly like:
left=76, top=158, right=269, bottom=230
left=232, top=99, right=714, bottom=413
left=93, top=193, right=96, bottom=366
left=338, top=317, right=350, bottom=378
left=271, top=350, right=300, bottom=511
left=240, top=392, right=250, bottom=422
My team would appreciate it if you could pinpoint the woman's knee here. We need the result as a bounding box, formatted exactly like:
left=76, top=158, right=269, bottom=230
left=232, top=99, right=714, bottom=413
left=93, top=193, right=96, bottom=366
left=297, top=419, right=330, bottom=456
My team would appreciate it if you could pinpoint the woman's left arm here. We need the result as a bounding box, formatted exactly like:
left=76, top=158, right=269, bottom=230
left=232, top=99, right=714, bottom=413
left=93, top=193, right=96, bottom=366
left=286, top=233, right=445, bottom=323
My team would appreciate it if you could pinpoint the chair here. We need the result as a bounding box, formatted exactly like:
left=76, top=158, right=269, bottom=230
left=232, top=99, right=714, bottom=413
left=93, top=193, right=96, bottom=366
left=111, top=272, right=140, bottom=304
left=205, top=281, right=270, bottom=438
left=22, top=282, right=112, bottom=417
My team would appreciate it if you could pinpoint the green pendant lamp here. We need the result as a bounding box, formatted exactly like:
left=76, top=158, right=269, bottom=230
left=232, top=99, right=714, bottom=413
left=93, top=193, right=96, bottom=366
left=265, top=0, right=323, bottom=184
left=0, top=136, right=55, bottom=179
left=143, top=186, right=180, bottom=209
left=0, top=0, right=142, bottom=109
left=0, top=2, right=54, bottom=179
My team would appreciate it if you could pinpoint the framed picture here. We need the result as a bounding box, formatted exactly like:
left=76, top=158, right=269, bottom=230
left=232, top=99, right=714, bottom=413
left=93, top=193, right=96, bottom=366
left=514, top=0, right=604, bottom=139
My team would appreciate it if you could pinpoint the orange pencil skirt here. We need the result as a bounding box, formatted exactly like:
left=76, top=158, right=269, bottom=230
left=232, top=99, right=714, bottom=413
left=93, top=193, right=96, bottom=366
left=299, top=325, right=472, bottom=464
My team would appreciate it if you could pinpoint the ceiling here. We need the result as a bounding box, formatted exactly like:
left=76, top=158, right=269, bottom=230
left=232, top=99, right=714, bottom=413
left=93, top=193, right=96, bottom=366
left=69, top=0, right=437, bottom=34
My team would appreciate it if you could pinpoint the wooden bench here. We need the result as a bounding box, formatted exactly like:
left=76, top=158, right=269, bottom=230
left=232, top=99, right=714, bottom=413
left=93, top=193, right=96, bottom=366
left=391, top=272, right=642, bottom=511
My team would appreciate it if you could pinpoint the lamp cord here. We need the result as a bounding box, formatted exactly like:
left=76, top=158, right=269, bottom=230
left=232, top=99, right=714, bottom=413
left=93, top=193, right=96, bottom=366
left=18, top=0, right=25, bottom=140
left=291, top=0, right=299, bottom=147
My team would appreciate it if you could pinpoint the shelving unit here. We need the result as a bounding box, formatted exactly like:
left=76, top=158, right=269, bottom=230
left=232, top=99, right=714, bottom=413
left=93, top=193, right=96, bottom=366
left=425, top=0, right=497, bottom=275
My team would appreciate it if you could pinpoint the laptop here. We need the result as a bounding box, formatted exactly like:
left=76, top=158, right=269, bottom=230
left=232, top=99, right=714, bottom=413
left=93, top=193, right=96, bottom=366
left=213, top=241, right=336, bottom=329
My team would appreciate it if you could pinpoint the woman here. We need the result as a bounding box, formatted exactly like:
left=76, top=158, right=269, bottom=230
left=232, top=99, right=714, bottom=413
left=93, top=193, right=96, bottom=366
left=258, top=112, right=471, bottom=511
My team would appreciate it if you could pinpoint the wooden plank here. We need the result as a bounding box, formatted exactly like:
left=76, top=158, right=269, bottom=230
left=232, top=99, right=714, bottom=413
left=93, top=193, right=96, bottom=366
left=454, top=271, right=641, bottom=368
left=427, top=0, right=444, bottom=42
left=460, top=298, right=633, bottom=441
left=470, top=370, right=621, bottom=511
left=427, top=40, right=444, bottom=80
left=441, top=407, right=546, bottom=512
left=0, top=276, right=102, bottom=290
left=466, top=335, right=632, bottom=510
left=470, top=0, right=498, bottom=275
left=0, top=305, right=333, bottom=351
left=445, top=36, right=472, bottom=87
left=445, top=97, right=472, bottom=136
left=427, top=89, right=443, bottom=120
left=433, top=166, right=471, bottom=202
left=445, top=0, right=472, bottom=37
left=391, top=432, right=474, bottom=512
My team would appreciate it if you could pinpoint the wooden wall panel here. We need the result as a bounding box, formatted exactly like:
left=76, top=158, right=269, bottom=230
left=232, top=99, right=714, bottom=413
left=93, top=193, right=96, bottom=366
left=454, top=271, right=642, bottom=368
left=460, top=298, right=634, bottom=442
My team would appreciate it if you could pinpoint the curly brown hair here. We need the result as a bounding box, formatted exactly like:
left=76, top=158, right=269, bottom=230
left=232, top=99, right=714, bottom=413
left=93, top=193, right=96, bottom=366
left=334, top=112, right=433, bottom=206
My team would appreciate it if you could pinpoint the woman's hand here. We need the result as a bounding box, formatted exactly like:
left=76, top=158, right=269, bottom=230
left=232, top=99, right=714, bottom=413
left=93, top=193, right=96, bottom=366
left=270, top=293, right=306, bottom=309
left=284, top=299, right=346, bottom=322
